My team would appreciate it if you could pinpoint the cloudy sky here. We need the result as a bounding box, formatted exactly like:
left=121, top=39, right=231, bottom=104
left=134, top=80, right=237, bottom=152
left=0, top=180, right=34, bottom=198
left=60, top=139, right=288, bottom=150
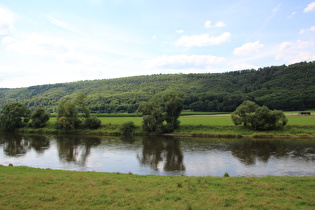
left=1, top=0, right=315, bottom=88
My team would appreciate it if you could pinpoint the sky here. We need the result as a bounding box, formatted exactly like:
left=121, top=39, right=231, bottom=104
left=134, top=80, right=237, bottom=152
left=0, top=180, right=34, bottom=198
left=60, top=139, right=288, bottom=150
left=0, top=0, right=315, bottom=88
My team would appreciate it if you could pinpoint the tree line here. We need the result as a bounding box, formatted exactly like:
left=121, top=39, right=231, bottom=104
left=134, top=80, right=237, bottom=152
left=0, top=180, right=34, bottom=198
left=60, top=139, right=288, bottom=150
left=0, top=90, right=288, bottom=133
left=0, top=61, right=314, bottom=113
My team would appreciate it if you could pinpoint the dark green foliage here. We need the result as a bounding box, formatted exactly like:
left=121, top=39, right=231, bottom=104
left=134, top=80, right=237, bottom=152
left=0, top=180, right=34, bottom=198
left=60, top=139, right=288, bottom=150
left=0, top=102, right=30, bottom=131
left=84, top=116, right=101, bottom=129
left=56, top=94, right=101, bottom=130
left=0, top=61, right=314, bottom=112
left=163, top=92, right=184, bottom=132
left=29, top=108, right=50, bottom=128
left=120, top=121, right=136, bottom=135
left=138, top=92, right=184, bottom=134
left=231, top=100, right=259, bottom=126
left=138, top=97, right=164, bottom=134
left=75, top=93, right=90, bottom=119
left=56, top=101, right=81, bottom=129
left=232, top=100, right=288, bottom=130
left=251, top=106, right=288, bottom=130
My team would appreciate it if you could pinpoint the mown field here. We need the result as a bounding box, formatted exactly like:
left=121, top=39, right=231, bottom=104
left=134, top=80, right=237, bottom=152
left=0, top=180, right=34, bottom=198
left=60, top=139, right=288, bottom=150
left=0, top=166, right=314, bottom=209
left=25, top=112, right=315, bottom=137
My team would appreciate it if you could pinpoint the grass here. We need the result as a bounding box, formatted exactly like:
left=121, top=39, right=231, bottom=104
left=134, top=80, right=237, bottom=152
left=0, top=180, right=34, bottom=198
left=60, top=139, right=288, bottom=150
left=0, top=166, right=314, bottom=209
left=21, top=113, right=315, bottom=137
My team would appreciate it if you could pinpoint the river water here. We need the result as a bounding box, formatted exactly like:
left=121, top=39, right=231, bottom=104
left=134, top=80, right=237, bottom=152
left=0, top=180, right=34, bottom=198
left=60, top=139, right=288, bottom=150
left=0, top=132, right=314, bottom=176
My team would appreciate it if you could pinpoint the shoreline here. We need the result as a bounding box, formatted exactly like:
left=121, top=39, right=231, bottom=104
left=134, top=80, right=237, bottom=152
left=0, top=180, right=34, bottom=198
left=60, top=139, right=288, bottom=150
left=16, top=128, right=315, bottom=139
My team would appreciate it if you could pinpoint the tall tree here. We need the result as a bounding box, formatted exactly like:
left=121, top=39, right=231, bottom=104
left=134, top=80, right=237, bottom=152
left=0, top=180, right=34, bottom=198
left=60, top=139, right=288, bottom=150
left=0, top=102, right=30, bottom=131
left=138, top=92, right=185, bottom=134
left=163, top=91, right=184, bottom=132
left=138, top=96, right=164, bottom=134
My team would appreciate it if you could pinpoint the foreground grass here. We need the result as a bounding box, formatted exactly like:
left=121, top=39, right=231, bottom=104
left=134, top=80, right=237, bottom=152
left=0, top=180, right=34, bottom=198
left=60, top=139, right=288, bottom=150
left=0, top=166, right=314, bottom=209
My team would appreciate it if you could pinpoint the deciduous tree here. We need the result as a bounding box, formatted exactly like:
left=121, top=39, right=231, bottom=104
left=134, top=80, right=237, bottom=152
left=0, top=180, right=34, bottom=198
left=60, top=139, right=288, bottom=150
left=231, top=100, right=288, bottom=130
left=0, top=102, right=30, bottom=131
left=29, top=108, right=50, bottom=128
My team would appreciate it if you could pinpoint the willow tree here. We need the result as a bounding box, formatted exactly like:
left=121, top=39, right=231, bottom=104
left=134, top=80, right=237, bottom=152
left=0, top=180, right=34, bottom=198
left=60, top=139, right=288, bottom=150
left=0, top=102, right=30, bottom=132
left=138, top=92, right=185, bottom=134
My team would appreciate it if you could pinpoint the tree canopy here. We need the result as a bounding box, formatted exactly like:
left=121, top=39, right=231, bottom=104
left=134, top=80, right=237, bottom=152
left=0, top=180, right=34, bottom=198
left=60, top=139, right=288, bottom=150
left=138, top=92, right=184, bottom=134
left=231, top=100, right=288, bottom=130
left=0, top=61, right=314, bottom=113
left=0, top=102, right=30, bottom=131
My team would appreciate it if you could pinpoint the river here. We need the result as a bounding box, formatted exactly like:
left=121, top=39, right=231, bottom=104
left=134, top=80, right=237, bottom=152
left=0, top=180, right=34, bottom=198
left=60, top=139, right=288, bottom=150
left=0, top=132, right=314, bottom=176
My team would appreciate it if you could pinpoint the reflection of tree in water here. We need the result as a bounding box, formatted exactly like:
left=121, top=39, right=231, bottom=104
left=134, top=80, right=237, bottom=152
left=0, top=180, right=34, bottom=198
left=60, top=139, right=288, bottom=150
left=137, top=136, right=185, bottom=171
left=119, top=135, right=136, bottom=144
left=230, top=139, right=314, bottom=165
left=0, top=133, right=50, bottom=156
left=56, top=135, right=101, bottom=166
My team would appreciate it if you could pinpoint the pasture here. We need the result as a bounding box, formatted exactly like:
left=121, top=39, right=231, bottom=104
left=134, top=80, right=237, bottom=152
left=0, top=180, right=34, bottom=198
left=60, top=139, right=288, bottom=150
left=0, top=166, right=314, bottom=209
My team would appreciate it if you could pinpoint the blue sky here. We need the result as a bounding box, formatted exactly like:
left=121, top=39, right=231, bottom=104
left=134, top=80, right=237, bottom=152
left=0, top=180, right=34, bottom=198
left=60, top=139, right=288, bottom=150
left=0, top=0, right=315, bottom=88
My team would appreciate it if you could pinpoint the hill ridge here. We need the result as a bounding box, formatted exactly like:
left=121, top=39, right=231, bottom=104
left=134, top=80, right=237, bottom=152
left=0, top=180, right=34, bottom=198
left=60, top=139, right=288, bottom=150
left=0, top=61, right=314, bottom=113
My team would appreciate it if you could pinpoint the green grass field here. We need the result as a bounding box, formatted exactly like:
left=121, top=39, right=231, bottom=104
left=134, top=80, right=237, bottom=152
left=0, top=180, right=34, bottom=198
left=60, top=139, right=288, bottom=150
left=34, top=112, right=315, bottom=137
left=48, top=113, right=315, bottom=126
left=0, top=166, right=314, bottom=209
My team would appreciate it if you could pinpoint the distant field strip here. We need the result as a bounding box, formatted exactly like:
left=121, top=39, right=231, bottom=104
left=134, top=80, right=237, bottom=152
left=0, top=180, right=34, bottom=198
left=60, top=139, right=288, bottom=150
left=49, top=114, right=315, bottom=126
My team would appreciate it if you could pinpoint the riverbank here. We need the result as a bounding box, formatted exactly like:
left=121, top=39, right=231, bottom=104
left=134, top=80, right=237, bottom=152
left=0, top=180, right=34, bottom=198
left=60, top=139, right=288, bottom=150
left=14, top=114, right=315, bottom=138
left=0, top=166, right=314, bottom=209
left=17, top=124, right=315, bottom=138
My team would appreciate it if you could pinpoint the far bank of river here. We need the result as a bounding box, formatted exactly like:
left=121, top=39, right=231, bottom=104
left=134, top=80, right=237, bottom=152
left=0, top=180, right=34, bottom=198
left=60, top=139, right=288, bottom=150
left=17, top=124, right=315, bottom=139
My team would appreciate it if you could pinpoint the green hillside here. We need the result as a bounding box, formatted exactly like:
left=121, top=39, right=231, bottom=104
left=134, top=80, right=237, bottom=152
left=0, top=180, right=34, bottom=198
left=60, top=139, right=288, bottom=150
left=1, top=61, right=314, bottom=113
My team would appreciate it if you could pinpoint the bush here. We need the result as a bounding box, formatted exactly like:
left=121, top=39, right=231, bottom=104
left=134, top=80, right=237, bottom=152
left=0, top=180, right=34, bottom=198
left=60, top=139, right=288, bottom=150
left=84, top=116, right=101, bottom=129
left=120, top=121, right=136, bottom=135
left=29, top=108, right=50, bottom=128
left=232, top=100, right=288, bottom=131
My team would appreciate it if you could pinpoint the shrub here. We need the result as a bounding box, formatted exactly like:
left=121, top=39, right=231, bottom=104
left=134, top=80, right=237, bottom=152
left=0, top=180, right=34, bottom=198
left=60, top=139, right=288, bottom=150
left=120, top=121, right=136, bottom=135
left=232, top=100, right=288, bottom=131
left=84, top=116, right=101, bottom=129
left=29, top=108, right=50, bottom=128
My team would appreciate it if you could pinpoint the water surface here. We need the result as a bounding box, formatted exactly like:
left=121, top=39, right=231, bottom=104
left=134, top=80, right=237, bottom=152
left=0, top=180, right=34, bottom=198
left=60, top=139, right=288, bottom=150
left=0, top=132, right=314, bottom=176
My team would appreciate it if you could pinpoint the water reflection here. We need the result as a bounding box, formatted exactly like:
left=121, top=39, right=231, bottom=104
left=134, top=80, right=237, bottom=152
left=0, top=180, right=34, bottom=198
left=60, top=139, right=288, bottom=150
left=137, top=136, right=185, bottom=171
left=0, top=132, right=314, bottom=176
left=56, top=136, right=101, bottom=166
left=0, top=132, right=50, bottom=156
left=230, top=139, right=315, bottom=165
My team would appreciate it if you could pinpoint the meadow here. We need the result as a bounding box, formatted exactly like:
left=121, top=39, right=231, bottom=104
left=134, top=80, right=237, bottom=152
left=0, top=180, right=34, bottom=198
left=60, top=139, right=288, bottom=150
left=0, top=166, right=314, bottom=209
left=26, top=112, right=315, bottom=137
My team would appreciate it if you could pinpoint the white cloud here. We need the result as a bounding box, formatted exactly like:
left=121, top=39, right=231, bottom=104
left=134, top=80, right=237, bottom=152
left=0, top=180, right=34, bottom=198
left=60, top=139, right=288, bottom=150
left=176, top=29, right=184, bottom=33
left=1, top=36, right=15, bottom=44
left=204, top=20, right=211, bottom=29
left=144, top=55, right=226, bottom=69
left=233, top=63, right=258, bottom=70
left=304, top=2, right=315, bottom=13
left=233, top=41, right=265, bottom=56
left=7, top=33, right=72, bottom=56
left=0, top=7, right=15, bottom=35
left=173, top=32, right=231, bottom=47
left=215, top=21, right=226, bottom=27
left=276, top=40, right=315, bottom=63
left=5, top=33, right=103, bottom=66
left=299, top=26, right=315, bottom=34
left=204, top=20, right=226, bottom=29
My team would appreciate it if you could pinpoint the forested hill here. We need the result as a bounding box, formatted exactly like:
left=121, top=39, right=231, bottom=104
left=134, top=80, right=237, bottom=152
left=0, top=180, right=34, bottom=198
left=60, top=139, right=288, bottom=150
left=1, top=61, right=314, bottom=113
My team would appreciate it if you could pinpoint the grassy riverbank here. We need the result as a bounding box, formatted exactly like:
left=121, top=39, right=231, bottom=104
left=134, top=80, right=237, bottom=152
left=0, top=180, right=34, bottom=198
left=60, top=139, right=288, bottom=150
left=19, top=114, right=315, bottom=137
left=0, top=166, right=314, bottom=209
